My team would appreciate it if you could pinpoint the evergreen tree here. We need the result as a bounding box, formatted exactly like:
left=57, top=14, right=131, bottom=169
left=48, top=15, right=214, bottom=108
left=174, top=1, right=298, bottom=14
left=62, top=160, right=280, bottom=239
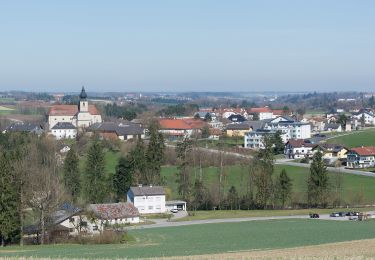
left=145, top=122, right=165, bottom=184
left=0, top=152, right=20, bottom=246
left=308, top=151, right=330, bottom=207
left=192, top=179, right=208, bottom=210
left=129, top=139, right=147, bottom=184
left=272, top=131, right=284, bottom=155
left=63, top=147, right=80, bottom=200
left=338, top=114, right=347, bottom=130
left=254, top=134, right=274, bottom=208
left=176, top=138, right=193, bottom=205
left=204, top=113, right=212, bottom=122
left=201, top=125, right=210, bottom=139
left=83, top=141, right=107, bottom=203
left=276, top=169, right=292, bottom=208
left=227, top=186, right=239, bottom=210
left=113, top=156, right=133, bottom=202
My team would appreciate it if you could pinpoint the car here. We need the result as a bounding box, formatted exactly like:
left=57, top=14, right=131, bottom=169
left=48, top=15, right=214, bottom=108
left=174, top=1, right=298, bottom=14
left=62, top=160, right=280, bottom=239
left=309, top=213, right=319, bottom=218
left=330, top=212, right=340, bottom=217
left=170, top=209, right=178, bottom=213
left=338, top=212, right=347, bottom=217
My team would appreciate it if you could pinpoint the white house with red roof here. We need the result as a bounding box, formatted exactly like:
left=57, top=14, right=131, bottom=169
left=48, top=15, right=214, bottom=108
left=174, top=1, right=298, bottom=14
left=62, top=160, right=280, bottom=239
left=284, top=139, right=315, bottom=159
left=48, top=87, right=102, bottom=133
left=347, top=146, right=375, bottom=168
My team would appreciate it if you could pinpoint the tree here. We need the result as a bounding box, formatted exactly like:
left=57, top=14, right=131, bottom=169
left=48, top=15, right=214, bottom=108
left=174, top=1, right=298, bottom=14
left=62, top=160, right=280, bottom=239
left=63, top=147, right=80, bottom=200
left=176, top=138, right=193, bottom=204
left=369, top=95, right=375, bottom=109
left=272, top=131, right=284, bottom=155
left=308, top=151, right=330, bottom=207
left=201, top=125, right=210, bottom=139
left=113, top=156, right=133, bottom=202
left=282, top=106, right=290, bottom=115
left=276, top=169, right=292, bottom=208
left=145, top=122, right=165, bottom=184
left=338, top=114, right=347, bottom=130
left=0, top=152, right=19, bottom=247
left=253, top=135, right=274, bottom=208
left=192, top=179, right=208, bottom=210
left=204, top=113, right=212, bottom=122
left=226, top=186, right=239, bottom=210
left=82, top=141, right=107, bottom=203
left=128, top=139, right=147, bottom=184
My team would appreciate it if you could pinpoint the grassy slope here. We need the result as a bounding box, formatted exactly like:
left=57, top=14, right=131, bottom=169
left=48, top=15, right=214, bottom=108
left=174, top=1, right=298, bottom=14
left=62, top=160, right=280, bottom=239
left=326, top=129, right=375, bottom=148
left=162, top=164, right=375, bottom=204
left=2, top=219, right=375, bottom=259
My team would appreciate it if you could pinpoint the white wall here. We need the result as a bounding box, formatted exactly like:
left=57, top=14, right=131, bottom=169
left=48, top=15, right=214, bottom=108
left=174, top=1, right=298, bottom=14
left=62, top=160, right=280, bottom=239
left=130, top=195, right=166, bottom=214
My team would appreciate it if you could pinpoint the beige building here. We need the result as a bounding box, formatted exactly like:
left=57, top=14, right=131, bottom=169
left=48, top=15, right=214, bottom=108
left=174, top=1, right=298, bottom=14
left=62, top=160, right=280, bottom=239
left=48, top=87, right=102, bottom=132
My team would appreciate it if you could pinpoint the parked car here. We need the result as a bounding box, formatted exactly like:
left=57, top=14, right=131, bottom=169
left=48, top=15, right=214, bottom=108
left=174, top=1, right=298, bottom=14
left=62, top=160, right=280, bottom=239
left=338, top=212, right=347, bottom=217
left=170, top=209, right=178, bottom=213
left=309, top=213, right=319, bottom=218
left=330, top=212, right=340, bottom=217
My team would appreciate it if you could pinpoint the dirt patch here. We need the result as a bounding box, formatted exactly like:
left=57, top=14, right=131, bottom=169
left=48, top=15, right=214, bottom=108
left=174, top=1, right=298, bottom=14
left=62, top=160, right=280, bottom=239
left=158, top=238, right=375, bottom=259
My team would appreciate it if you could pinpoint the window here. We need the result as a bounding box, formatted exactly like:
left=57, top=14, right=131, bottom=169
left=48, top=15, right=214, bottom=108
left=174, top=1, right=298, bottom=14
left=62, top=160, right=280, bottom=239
left=148, top=206, right=153, bottom=210
left=93, top=225, right=98, bottom=231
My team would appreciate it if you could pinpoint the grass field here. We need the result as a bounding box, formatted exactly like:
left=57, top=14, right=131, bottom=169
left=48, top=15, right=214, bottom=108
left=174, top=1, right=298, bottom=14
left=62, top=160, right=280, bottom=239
left=2, top=219, right=375, bottom=259
left=0, top=105, right=14, bottom=115
left=161, top=164, right=375, bottom=204
left=326, top=129, right=375, bottom=148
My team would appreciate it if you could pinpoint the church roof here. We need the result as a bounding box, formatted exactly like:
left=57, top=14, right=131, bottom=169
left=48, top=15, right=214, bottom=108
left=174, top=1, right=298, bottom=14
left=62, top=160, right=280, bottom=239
left=79, top=86, right=87, bottom=99
left=48, top=105, right=100, bottom=116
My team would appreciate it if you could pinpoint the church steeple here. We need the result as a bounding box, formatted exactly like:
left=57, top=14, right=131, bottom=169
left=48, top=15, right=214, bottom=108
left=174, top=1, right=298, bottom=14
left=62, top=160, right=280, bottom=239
left=78, top=86, right=88, bottom=112
left=79, top=86, right=87, bottom=100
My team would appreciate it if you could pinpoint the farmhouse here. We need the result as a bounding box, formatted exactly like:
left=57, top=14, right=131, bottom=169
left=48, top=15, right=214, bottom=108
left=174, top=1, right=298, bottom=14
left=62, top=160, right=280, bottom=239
left=88, top=121, right=145, bottom=141
left=158, top=118, right=205, bottom=140
left=3, top=122, right=44, bottom=135
left=347, top=146, right=375, bottom=169
left=47, top=87, right=102, bottom=131
left=284, top=139, right=314, bottom=159
left=127, top=185, right=166, bottom=214
left=50, top=122, right=77, bottom=140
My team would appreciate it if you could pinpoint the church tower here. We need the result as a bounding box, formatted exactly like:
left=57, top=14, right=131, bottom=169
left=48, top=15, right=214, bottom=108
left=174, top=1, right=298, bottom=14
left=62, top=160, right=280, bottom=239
left=79, top=86, right=88, bottom=112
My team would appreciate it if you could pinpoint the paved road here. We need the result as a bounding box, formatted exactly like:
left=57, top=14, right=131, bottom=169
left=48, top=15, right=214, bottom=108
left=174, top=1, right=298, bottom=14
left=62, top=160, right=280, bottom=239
left=130, top=211, right=375, bottom=230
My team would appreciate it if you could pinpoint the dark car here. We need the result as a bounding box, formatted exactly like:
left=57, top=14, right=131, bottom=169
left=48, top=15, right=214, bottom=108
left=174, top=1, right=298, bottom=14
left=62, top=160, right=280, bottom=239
left=338, top=212, right=347, bottom=217
left=309, top=213, right=319, bottom=218
left=330, top=212, right=340, bottom=217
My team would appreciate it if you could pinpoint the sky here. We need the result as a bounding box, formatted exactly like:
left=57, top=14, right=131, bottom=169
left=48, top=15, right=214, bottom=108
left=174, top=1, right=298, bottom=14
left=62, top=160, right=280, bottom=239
left=0, top=0, right=374, bottom=93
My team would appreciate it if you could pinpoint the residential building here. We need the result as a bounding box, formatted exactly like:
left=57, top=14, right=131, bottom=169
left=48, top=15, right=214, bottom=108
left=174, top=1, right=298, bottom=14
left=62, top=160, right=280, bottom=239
left=248, top=107, right=273, bottom=120
left=347, top=146, right=375, bottom=168
left=352, top=109, right=375, bottom=126
left=284, top=139, right=314, bottom=159
left=262, top=119, right=311, bottom=142
left=158, top=118, right=205, bottom=140
left=312, top=144, right=348, bottom=160
left=50, top=122, right=77, bottom=140
left=127, top=185, right=166, bottom=214
left=228, top=114, right=246, bottom=122
left=324, top=123, right=342, bottom=132
left=89, top=121, right=145, bottom=141
left=3, top=122, right=44, bottom=135
left=244, top=129, right=281, bottom=149
left=165, top=200, right=187, bottom=211
left=87, top=203, right=140, bottom=227
left=47, top=87, right=102, bottom=130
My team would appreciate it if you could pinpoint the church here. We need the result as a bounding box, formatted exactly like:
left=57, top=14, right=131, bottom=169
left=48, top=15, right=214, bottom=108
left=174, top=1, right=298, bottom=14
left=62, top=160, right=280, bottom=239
left=48, top=87, right=102, bottom=134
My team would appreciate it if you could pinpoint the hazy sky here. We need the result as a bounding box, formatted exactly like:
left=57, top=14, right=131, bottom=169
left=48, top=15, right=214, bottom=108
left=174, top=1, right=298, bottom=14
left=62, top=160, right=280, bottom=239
left=0, top=0, right=374, bottom=92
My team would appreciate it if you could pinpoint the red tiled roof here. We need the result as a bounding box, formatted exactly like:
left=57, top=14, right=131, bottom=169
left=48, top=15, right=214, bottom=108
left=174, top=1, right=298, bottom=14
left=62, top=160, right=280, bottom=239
left=159, top=118, right=206, bottom=130
left=248, top=107, right=272, bottom=113
left=88, top=202, right=139, bottom=220
left=350, top=146, right=375, bottom=156
left=48, top=105, right=100, bottom=116
left=272, top=110, right=284, bottom=115
left=286, top=139, right=314, bottom=148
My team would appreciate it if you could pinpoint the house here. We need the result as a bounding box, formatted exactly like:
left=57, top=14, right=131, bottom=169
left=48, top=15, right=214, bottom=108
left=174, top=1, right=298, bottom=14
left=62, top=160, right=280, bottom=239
left=262, top=117, right=311, bottom=142
left=324, top=123, right=342, bottom=132
left=219, top=108, right=249, bottom=119
left=127, top=185, right=166, bottom=214
left=209, top=128, right=222, bottom=140
left=284, top=139, right=314, bottom=159
left=89, top=121, right=145, bottom=141
left=347, top=146, right=375, bottom=168
left=3, top=122, right=44, bottom=135
left=248, top=107, right=273, bottom=120
left=195, top=111, right=217, bottom=121
left=312, top=144, right=348, bottom=160
left=48, top=87, right=102, bottom=130
left=87, top=202, right=140, bottom=226
left=158, top=118, right=206, bottom=140
left=225, top=121, right=263, bottom=137
left=50, top=122, right=77, bottom=140
left=351, top=109, right=375, bottom=126
left=244, top=129, right=282, bottom=149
